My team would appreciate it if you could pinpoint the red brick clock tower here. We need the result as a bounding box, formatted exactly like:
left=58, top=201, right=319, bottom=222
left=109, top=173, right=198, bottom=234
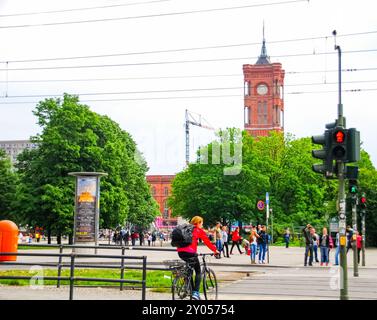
left=243, top=34, right=285, bottom=137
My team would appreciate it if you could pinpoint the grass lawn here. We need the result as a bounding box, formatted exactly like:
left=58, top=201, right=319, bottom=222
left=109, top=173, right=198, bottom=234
left=0, top=268, right=173, bottom=292
left=18, top=245, right=56, bottom=250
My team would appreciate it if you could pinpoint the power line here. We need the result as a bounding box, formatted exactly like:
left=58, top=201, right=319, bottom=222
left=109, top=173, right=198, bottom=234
left=1, top=49, right=377, bottom=72
left=0, top=1, right=171, bottom=18
left=1, top=86, right=243, bottom=99
left=2, top=30, right=377, bottom=64
left=1, top=88, right=377, bottom=105
left=1, top=68, right=377, bottom=84
left=2, top=80, right=377, bottom=99
left=0, top=0, right=308, bottom=29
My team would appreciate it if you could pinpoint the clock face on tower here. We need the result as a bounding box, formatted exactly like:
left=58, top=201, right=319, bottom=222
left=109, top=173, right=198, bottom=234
left=257, top=84, right=268, bottom=95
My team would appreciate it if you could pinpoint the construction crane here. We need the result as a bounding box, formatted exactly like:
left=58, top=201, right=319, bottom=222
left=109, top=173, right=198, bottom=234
left=185, top=109, right=215, bottom=166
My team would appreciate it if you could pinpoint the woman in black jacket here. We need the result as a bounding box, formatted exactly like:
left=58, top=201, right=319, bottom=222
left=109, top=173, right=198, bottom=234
left=319, top=227, right=331, bottom=266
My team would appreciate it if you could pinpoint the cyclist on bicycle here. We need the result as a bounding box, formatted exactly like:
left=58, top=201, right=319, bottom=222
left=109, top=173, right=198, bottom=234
left=177, top=215, right=220, bottom=300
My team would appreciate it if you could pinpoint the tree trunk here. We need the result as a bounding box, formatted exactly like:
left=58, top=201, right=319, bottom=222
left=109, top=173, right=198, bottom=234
left=68, top=234, right=73, bottom=245
left=47, top=229, right=51, bottom=244
left=57, top=233, right=61, bottom=245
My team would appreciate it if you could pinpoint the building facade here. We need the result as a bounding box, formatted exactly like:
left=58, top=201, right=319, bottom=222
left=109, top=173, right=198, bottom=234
left=146, top=175, right=177, bottom=229
left=0, top=140, right=37, bottom=165
left=243, top=36, right=285, bottom=137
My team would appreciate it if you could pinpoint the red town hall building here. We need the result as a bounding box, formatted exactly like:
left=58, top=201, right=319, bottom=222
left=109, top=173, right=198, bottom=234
left=147, top=35, right=285, bottom=228
left=146, top=175, right=177, bottom=229
left=243, top=36, right=285, bottom=137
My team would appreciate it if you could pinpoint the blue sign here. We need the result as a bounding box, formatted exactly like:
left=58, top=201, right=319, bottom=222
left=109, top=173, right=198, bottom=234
left=266, top=192, right=269, bottom=205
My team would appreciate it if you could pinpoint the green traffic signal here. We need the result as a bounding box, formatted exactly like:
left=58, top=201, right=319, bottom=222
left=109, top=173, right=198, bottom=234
left=350, top=185, right=357, bottom=193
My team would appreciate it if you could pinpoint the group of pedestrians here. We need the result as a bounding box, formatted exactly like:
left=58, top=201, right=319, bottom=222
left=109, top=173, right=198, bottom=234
left=212, top=222, right=231, bottom=258
left=303, top=224, right=363, bottom=267
left=112, top=228, right=167, bottom=247
left=303, top=224, right=333, bottom=266
left=211, top=223, right=250, bottom=259
left=210, top=223, right=269, bottom=264
left=249, top=225, right=269, bottom=264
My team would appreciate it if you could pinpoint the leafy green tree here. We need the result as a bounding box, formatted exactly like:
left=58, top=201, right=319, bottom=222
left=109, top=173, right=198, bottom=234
left=356, top=150, right=377, bottom=246
left=169, top=129, right=340, bottom=241
left=169, top=128, right=269, bottom=228
left=0, top=149, right=17, bottom=220
left=14, top=94, right=159, bottom=243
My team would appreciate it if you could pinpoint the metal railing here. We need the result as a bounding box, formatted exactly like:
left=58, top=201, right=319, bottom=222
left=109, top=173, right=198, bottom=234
left=0, top=244, right=148, bottom=300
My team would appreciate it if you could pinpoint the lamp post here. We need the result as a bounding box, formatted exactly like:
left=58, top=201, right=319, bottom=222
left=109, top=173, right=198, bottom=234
left=333, top=30, right=348, bottom=300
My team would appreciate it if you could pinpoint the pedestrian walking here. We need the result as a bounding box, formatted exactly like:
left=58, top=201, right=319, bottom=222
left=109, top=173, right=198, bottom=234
left=152, top=232, right=157, bottom=246
left=257, top=226, right=268, bottom=264
left=220, top=225, right=230, bottom=258
left=319, top=227, right=331, bottom=266
left=283, top=228, right=290, bottom=248
left=356, top=231, right=362, bottom=264
left=213, top=222, right=223, bottom=255
left=159, top=232, right=165, bottom=247
left=249, top=227, right=259, bottom=264
left=311, top=228, right=320, bottom=263
left=131, top=231, right=136, bottom=246
left=303, top=224, right=314, bottom=266
left=230, top=227, right=244, bottom=254
left=124, top=230, right=130, bottom=246
left=147, top=233, right=152, bottom=246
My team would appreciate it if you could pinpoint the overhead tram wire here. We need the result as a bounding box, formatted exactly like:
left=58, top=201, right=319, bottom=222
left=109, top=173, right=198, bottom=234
left=1, top=30, right=377, bottom=64
left=0, top=0, right=172, bottom=18
left=2, top=80, right=377, bottom=99
left=1, top=88, right=377, bottom=105
left=1, top=49, right=377, bottom=72
left=1, top=67, right=377, bottom=84
left=0, top=0, right=309, bottom=29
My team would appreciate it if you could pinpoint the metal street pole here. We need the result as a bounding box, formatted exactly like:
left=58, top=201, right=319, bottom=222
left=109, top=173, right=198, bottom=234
left=351, top=196, right=359, bottom=276
left=334, top=31, right=348, bottom=300
left=271, top=208, right=274, bottom=244
left=266, top=200, right=270, bottom=264
left=361, top=210, right=366, bottom=266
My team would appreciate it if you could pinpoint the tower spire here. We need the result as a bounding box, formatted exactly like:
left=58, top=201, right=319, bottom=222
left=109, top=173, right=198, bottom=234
left=256, top=21, right=271, bottom=65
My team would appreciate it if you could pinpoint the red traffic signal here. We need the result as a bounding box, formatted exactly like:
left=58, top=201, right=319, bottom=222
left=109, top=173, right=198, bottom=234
left=334, top=130, right=345, bottom=143
left=361, top=197, right=366, bottom=204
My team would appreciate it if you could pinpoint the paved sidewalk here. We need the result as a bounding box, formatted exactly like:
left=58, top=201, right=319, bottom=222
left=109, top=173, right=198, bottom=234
left=1, top=245, right=376, bottom=300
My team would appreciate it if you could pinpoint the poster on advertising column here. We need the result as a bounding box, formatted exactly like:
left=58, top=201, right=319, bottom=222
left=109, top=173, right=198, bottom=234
left=75, top=177, right=97, bottom=242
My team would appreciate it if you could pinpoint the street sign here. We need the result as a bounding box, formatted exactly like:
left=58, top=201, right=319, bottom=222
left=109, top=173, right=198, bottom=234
left=266, top=192, right=269, bottom=205
left=330, top=222, right=339, bottom=233
left=257, top=200, right=265, bottom=211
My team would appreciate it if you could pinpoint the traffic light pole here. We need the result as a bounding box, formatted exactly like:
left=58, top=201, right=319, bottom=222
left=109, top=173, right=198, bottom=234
left=361, top=210, right=366, bottom=266
left=334, top=35, right=348, bottom=300
left=351, top=197, right=359, bottom=277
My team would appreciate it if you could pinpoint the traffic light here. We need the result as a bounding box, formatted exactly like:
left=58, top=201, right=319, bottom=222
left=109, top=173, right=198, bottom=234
left=346, top=128, right=360, bottom=163
left=330, top=127, right=347, bottom=161
left=360, top=193, right=367, bottom=209
left=349, top=182, right=357, bottom=194
left=346, top=166, right=359, bottom=195
left=312, top=130, right=333, bottom=177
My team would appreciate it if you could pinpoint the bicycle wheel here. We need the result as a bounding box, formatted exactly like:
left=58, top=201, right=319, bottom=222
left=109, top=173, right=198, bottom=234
left=172, top=275, right=192, bottom=300
left=202, top=268, right=218, bottom=300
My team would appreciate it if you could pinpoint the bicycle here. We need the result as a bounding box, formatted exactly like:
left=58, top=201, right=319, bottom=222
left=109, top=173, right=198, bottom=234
left=164, top=253, right=218, bottom=300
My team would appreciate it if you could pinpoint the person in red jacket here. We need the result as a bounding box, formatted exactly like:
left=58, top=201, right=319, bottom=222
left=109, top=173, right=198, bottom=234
left=177, top=216, right=219, bottom=300
left=356, top=231, right=363, bottom=264
left=230, top=227, right=244, bottom=254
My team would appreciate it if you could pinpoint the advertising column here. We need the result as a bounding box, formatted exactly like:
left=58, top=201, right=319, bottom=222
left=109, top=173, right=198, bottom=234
left=69, top=172, right=107, bottom=254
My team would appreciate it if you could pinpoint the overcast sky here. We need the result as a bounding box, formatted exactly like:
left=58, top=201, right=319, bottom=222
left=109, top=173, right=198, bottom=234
left=0, top=0, right=376, bottom=174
